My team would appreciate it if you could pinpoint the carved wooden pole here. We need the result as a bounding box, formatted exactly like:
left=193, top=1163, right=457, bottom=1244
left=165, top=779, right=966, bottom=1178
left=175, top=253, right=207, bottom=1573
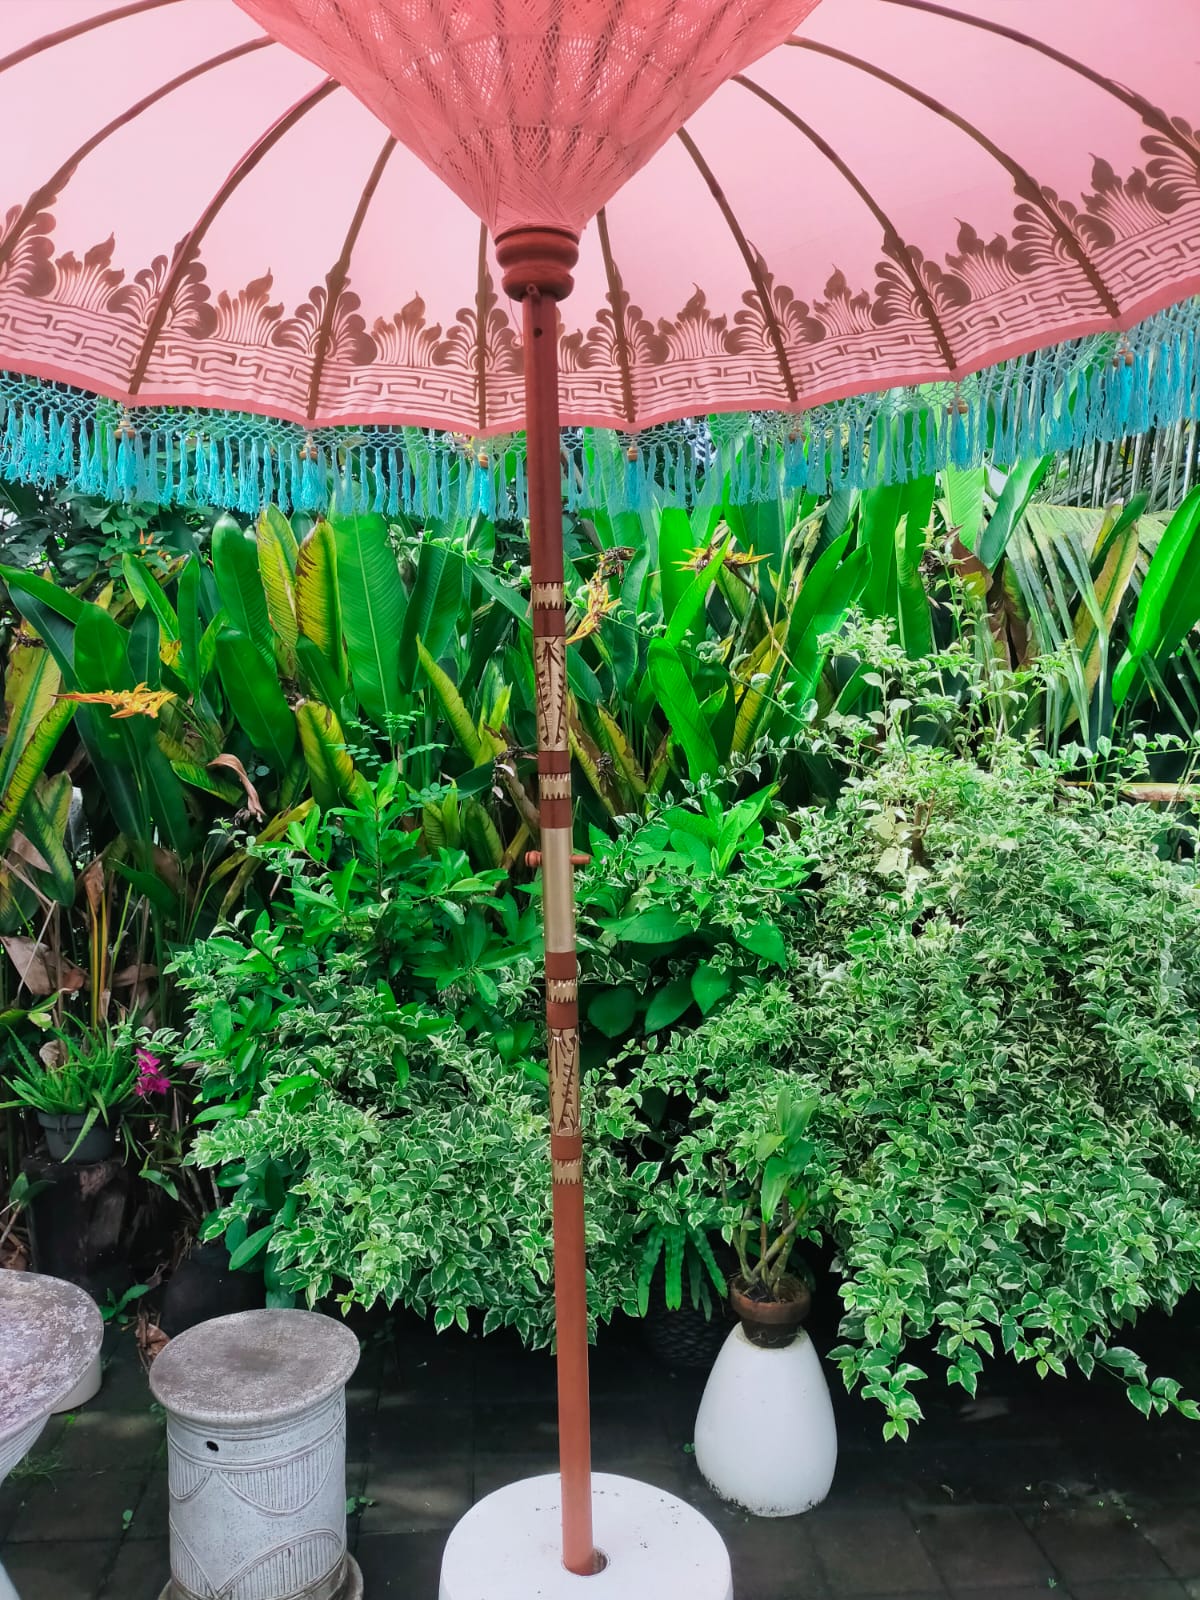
left=495, top=224, right=597, bottom=1579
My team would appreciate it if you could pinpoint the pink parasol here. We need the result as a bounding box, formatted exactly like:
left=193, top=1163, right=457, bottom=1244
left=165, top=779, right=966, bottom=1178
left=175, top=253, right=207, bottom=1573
left=1, top=0, right=1199, bottom=1581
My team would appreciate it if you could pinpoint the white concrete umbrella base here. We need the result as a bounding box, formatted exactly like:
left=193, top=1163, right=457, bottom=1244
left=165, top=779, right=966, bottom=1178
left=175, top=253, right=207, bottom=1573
left=438, top=1472, right=733, bottom=1600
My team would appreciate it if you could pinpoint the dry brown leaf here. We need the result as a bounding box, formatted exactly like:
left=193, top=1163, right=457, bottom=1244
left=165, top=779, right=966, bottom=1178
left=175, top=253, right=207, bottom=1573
left=80, top=857, right=105, bottom=916
left=9, top=832, right=51, bottom=872
left=135, top=1308, right=170, bottom=1370
left=208, top=753, right=265, bottom=820
left=0, top=936, right=86, bottom=996
left=111, top=962, right=159, bottom=988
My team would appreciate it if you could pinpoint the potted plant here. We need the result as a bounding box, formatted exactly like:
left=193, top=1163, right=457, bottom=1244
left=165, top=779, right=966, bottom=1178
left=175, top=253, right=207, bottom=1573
left=0, top=1021, right=145, bottom=1162
left=693, top=1087, right=838, bottom=1516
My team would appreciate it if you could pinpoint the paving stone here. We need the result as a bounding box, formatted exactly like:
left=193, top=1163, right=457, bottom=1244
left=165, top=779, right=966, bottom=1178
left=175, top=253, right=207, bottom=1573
left=6, top=1469, right=150, bottom=1543
left=807, top=1505, right=945, bottom=1594
left=1026, top=1504, right=1174, bottom=1585
left=359, top=1460, right=473, bottom=1534
left=1070, top=1584, right=1189, bottom=1600
left=1140, top=1504, right=1200, bottom=1578
left=472, top=1450, right=559, bottom=1501
left=719, top=1515, right=832, bottom=1600
left=914, top=1505, right=1056, bottom=1589
left=946, top=1589, right=1054, bottom=1600
left=98, top=1537, right=169, bottom=1600
left=54, top=1405, right=165, bottom=1470
left=127, top=1469, right=169, bottom=1540
left=0, top=1538, right=117, bottom=1600
left=356, top=1529, right=448, bottom=1596
left=372, top=1403, right=473, bottom=1464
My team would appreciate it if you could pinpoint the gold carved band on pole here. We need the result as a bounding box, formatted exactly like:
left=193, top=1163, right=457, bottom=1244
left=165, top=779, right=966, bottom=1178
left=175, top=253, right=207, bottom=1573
left=534, top=635, right=567, bottom=750
left=549, top=1027, right=580, bottom=1139
left=547, top=975, right=577, bottom=1004
left=539, top=772, right=572, bottom=801
left=533, top=582, right=566, bottom=609
left=553, top=1158, right=583, bottom=1185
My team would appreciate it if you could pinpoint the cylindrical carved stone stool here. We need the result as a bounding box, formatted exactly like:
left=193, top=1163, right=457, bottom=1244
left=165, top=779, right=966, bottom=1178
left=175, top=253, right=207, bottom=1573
left=150, top=1309, right=361, bottom=1600
left=1, top=1273, right=104, bottom=1600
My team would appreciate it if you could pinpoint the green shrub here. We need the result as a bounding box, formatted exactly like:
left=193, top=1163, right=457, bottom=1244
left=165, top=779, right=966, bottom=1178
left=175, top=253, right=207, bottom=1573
left=597, top=727, right=1200, bottom=1434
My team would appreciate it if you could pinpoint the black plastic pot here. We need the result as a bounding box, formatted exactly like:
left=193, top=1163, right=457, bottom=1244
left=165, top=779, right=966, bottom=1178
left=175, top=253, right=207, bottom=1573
left=159, top=1240, right=266, bottom=1337
left=37, top=1111, right=116, bottom=1163
left=640, top=1276, right=731, bottom=1371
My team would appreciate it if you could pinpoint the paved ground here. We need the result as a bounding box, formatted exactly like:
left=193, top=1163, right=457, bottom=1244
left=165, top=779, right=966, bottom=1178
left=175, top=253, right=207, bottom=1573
left=2, top=1304, right=1199, bottom=1600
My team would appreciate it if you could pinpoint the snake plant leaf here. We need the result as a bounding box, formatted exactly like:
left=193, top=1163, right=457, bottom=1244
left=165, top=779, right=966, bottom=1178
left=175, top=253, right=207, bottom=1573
left=0, top=700, right=76, bottom=859
left=256, top=507, right=299, bottom=678
left=214, top=628, right=296, bottom=771
left=399, top=543, right=463, bottom=690
left=295, top=519, right=343, bottom=684
left=212, top=515, right=272, bottom=665
left=294, top=700, right=358, bottom=810
left=329, top=508, right=405, bottom=724
left=647, top=638, right=720, bottom=783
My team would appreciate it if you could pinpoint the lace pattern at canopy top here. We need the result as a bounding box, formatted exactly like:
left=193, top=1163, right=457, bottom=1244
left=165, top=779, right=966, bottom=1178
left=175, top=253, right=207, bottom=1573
left=234, top=0, right=823, bottom=234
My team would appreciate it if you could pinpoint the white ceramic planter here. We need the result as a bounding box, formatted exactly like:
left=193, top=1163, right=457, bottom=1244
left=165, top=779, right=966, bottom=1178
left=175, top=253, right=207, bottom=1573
left=0, top=1273, right=104, bottom=1600
left=150, top=1308, right=361, bottom=1600
left=694, top=1322, right=837, bottom=1516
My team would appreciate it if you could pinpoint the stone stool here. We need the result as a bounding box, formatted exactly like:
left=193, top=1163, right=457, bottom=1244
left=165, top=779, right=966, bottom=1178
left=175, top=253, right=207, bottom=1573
left=0, top=1272, right=104, bottom=1600
left=150, top=1309, right=361, bottom=1600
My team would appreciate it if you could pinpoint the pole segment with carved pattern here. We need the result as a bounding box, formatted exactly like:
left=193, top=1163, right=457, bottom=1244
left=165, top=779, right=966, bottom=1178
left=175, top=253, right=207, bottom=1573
left=495, top=224, right=597, bottom=1580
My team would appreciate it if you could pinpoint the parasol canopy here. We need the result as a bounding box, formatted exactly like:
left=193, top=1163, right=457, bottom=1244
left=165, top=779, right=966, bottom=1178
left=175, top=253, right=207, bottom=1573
left=0, top=1, right=1197, bottom=514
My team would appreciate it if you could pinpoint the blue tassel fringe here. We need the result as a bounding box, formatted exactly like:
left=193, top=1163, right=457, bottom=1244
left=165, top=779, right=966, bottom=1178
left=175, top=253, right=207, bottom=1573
left=1, top=302, right=1198, bottom=518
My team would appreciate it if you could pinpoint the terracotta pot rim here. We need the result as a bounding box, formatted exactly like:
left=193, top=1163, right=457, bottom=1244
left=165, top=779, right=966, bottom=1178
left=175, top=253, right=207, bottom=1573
left=729, top=1273, right=812, bottom=1325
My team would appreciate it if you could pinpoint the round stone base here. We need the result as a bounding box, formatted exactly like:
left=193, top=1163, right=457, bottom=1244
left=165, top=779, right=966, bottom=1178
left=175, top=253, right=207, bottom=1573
left=158, top=1553, right=362, bottom=1600
left=438, top=1473, right=733, bottom=1600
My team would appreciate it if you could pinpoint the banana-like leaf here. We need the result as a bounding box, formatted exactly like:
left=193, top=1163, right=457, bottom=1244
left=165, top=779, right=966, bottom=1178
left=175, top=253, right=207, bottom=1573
left=732, top=623, right=786, bottom=755
left=0, top=700, right=76, bottom=858
left=19, top=776, right=75, bottom=905
left=212, top=516, right=273, bottom=664
left=175, top=557, right=206, bottom=698
left=295, top=519, right=343, bottom=684
left=329, top=508, right=405, bottom=723
left=121, top=553, right=180, bottom=642
left=1070, top=505, right=1141, bottom=703
left=171, top=761, right=244, bottom=806
left=1113, top=485, right=1200, bottom=707
left=256, top=507, right=299, bottom=678
left=416, top=637, right=486, bottom=763
left=569, top=702, right=620, bottom=815
left=399, top=543, right=463, bottom=690
left=294, top=700, right=358, bottom=809
left=463, top=797, right=504, bottom=868
left=215, top=628, right=297, bottom=770
left=0, top=625, right=60, bottom=798
left=647, top=638, right=719, bottom=782
left=939, top=467, right=987, bottom=556
left=858, top=484, right=904, bottom=620
left=596, top=706, right=646, bottom=798
left=127, top=604, right=162, bottom=690
left=1, top=567, right=85, bottom=679
left=895, top=476, right=936, bottom=659
left=977, top=455, right=1051, bottom=571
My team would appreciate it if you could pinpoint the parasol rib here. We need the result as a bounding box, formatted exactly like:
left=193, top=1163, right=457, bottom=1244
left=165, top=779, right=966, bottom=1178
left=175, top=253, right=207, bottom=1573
left=596, top=207, right=637, bottom=426
left=0, top=0, right=184, bottom=79
left=127, top=77, right=339, bottom=396
left=0, top=39, right=277, bottom=283
left=787, top=37, right=1122, bottom=318
left=475, top=223, right=491, bottom=431
left=734, top=72, right=957, bottom=373
left=876, top=0, right=1200, bottom=172
left=306, top=133, right=397, bottom=422
left=676, top=127, right=799, bottom=402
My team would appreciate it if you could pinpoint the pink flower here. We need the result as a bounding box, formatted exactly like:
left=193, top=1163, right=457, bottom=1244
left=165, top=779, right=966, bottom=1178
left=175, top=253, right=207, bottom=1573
left=134, top=1047, right=170, bottom=1098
